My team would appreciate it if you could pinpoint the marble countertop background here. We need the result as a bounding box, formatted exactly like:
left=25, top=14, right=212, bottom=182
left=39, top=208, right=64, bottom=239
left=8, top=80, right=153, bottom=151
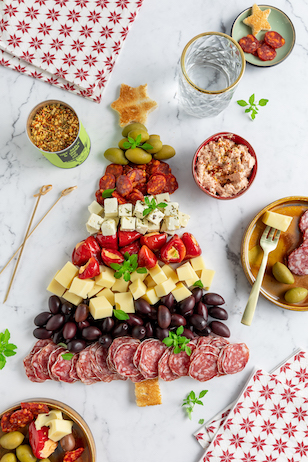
left=1, top=0, right=308, bottom=461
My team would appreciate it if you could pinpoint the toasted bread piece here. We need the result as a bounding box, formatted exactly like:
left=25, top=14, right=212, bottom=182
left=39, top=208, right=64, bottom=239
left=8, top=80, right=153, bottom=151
left=243, top=4, right=271, bottom=36
left=111, top=84, right=157, bottom=127
left=135, top=378, right=162, bottom=407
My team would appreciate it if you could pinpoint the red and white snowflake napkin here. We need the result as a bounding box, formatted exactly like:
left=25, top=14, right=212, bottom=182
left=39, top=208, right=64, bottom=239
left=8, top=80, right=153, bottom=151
left=0, top=0, right=143, bottom=102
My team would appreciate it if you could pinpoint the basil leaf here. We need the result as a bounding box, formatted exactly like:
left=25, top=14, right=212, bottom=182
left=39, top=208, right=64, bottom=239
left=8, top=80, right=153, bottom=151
left=237, top=100, right=248, bottom=107
left=141, top=143, right=153, bottom=150
left=249, top=93, right=255, bottom=105
left=162, top=337, right=173, bottom=347
left=199, top=419, right=205, bottom=425
left=3, top=350, right=16, bottom=357
left=3, top=329, right=10, bottom=343
left=110, top=263, right=122, bottom=270
left=176, top=325, right=184, bottom=336
left=136, top=267, right=147, bottom=273
left=193, top=280, right=203, bottom=288
left=124, top=252, right=131, bottom=260
left=113, top=309, right=129, bottom=320
left=102, top=188, right=116, bottom=198
left=62, top=353, right=74, bottom=361
left=199, top=390, right=208, bottom=398
left=6, top=343, right=17, bottom=350
left=123, top=142, right=132, bottom=149
left=157, top=202, right=167, bottom=208
left=259, top=98, right=269, bottom=106
left=123, top=272, right=131, bottom=282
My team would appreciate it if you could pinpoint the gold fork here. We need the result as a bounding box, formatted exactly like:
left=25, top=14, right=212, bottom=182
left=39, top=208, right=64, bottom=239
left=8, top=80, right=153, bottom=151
left=241, top=226, right=281, bottom=326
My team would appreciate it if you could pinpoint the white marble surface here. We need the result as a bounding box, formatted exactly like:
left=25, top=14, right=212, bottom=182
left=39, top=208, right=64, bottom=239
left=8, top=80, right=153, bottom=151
left=0, top=0, right=308, bottom=461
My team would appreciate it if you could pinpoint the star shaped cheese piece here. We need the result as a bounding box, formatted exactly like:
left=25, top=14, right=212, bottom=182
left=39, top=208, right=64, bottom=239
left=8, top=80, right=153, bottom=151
left=243, top=4, right=271, bottom=36
left=111, top=84, right=158, bottom=127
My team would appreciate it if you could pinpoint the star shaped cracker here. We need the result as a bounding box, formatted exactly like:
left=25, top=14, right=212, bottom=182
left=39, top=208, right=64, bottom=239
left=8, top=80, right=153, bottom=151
left=111, top=84, right=158, bottom=127
left=243, top=4, right=271, bottom=36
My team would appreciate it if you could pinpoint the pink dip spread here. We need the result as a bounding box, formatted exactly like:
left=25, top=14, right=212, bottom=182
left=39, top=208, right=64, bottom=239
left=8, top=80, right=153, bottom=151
left=195, top=137, right=255, bottom=197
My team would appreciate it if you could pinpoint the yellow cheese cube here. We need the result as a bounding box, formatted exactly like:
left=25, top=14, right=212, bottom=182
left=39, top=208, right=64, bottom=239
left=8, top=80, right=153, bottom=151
left=35, top=411, right=63, bottom=430
left=54, top=262, right=78, bottom=289
left=114, top=292, right=135, bottom=313
left=161, top=264, right=179, bottom=284
left=200, top=269, right=215, bottom=290
left=185, top=270, right=199, bottom=287
left=144, top=274, right=157, bottom=288
left=62, top=291, right=83, bottom=306
left=196, top=270, right=202, bottom=278
left=171, top=282, right=192, bottom=302
left=154, top=278, right=177, bottom=298
left=149, top=263, right=168, bottom=284
left=48, top=419, right=73, bottom=442
left=130, top=269, right=148, bottom=282
left=129, top=279, right=147, bottom=300
left=176, top=262, right=196, bottom=281
left=112, top=276, right=130, bottom=292
left=95, top=265, right=116, bottom=288
left=262, top=211, right=292, bottom=232
left=89, top=296, right=113, bottom=319
left=96, top=288, right=115, bottom=306
left=69, top=277, right=94, bottom=298
left=190, top=256, right=206, bottom=272
left=87, top=284, right=105, bottom=298
left=47, top=271, right=66, bottom=297
left=142, top=288, right=160, bottom=305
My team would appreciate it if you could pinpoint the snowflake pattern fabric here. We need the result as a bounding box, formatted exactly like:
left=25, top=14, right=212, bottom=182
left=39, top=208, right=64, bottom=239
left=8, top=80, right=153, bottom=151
left=0, top=0, right=144, bottom=102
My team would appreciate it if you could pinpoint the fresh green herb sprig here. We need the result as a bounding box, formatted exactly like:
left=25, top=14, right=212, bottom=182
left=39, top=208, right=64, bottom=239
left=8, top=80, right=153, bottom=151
left=102, top=188, right=116, bottom=199
left=193, top=280, right=204, bottom=289
left=123, top=134, right=153, bottom=151
left=162, top=326, right=191, bottom=355
left=237, top=94, right=269, bottom=120
left=62, top=352, right=74, bottom=361
left=0, top=329, right=17, bottom=370
left=110, top=252, right=147, bottom=282
left=143, top=196, right=167, bottom=217
left=182, top=390, right=208, bottom=420
left=113, top=309, right=129, bottom=321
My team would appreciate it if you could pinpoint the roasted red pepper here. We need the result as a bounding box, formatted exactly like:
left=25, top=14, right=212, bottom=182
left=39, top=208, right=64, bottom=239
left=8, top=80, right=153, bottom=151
left=140, top=232, right=167, bottom=251
left=138, top=245, right=158, bottom=269
left=159, top=235, right=186, bottom=264
left=29, top=421, right=57, bottom=459
left=120, top=240, right=141, bottom=256
left=118, top=230, right=141, bottom=247
left=96, top=232, right=118, bottom=250
left=181, top=232, right=202, bottom=259
left=101, top=248, right=125, bottom=267
left=79, top=256, right=100, bottom=279
left=63, top=447, right=85, bottom=462
left=72, top=236, right=101, bottom=267
left=85, top=236, right=101, bottom=256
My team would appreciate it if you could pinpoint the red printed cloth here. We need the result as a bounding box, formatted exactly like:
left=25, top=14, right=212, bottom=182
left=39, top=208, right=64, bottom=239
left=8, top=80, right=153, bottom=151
left=0, top=0, right=143, bottom=102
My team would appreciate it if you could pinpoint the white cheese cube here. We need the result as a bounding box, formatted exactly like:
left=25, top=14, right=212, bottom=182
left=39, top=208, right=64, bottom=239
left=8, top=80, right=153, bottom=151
left=86, top=224, right=98, bottom=235
left=120, top=216, right=136, bottom=231
left=88, top=201, right=104, bottom=216
left=164, top=216, right=180, bottom=231
left=118, top=203, right=133, bottom=217
left=101, top=219, right=117, bottom=236
left=147, top=221, right=160, bottom=232
left=179, top=211, right=190, bottom=228
left=134, top=200, right=148, bottom=219
left=104, top=197, right=118, bottom=218
left=96, top=288, right=115, bottom=306
left=112, top=276, right=130, bottom=293
left=135, top=218, right=149, bottom=235
left=156, top=193, right=170, bottom=204
left=147, top=210, right=164, bottom=226
left=87, top=213, right=104, bottom=232
left=163, top=202, right=179, bottom=217
left=160, top=218, right=176, bottom=235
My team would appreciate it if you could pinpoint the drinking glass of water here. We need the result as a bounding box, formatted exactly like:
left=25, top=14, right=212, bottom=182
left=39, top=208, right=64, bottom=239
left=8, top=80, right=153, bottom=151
left=179, top=32, right=245, bottom=118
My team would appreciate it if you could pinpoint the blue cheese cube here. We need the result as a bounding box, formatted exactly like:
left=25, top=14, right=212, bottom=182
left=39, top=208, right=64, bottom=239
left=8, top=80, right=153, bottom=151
left=136, top=218, right=149, bottom=234
left=147, top=209, right=164, bottom=226
left=156, top=193, right=170, bottom=204
left=179, top=211, right=190, bottom=228
left=118, top=203, right=133, bottom=217
left=87, top=213, right=104, bottom=232
left=101, top=219, right=117, bottom=236
left=134, top=200, right=148, bottom=219
left=120, top=216, right=136, bottom=231
left=164, top=202, right=179, bottom=217
left=88, top=201, right=104, bottom=216
left=104, top=198, right=118, bottom=218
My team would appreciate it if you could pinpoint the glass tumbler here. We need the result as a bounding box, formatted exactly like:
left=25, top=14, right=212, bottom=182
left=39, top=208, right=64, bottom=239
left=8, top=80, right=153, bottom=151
left=179, top=32, right=245, bottom=118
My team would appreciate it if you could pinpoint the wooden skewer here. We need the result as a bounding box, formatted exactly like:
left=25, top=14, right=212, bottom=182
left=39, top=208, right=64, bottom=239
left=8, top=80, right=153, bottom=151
left=3, top=185, right=53, bottom=303
left=0, top=186, right=77, bottom=278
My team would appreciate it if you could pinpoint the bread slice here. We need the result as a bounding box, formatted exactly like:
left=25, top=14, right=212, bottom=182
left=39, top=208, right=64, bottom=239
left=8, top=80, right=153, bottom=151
left=135, top=378, right=162, bottom=407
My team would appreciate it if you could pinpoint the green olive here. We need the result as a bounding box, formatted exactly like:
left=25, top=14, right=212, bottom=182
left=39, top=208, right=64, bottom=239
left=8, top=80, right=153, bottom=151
left=284, top=287, right=308, bottom=304
left=122, top=123, right=148, bottom=137
left=272, top=262, right=295, bottom=284
left=0, top=432, right=25, bottom=450
left=104, top=147, right=129, bottom=165
left=143, top=137, right=163, bottom=153
left=153, top=145, right=176, bottom=160
left=39, top=460, right=51, bottom=462
left=118, top=138, right=129, bottom=150
left=127, top=129, right=149, bottom=143
left=148, top=134, right=160, bottom=140
left=15, top=444, right=37, bottom=462
left=0, top=454, right=17, bottom=462
left=125, top=147, right=152, bottom=164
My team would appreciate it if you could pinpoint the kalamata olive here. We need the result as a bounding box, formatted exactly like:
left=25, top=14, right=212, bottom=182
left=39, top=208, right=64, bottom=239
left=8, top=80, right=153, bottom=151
left=34, top=312, right=52, bottom=327
left=134, top=298, right=151, bottom=316
left=67, top=339, right=86, bottom=353
left=60, top=433, right=75, bottom=452
left=160, top=293, right=175, bottom=309
left=179, top=295, right=195, bottom=317
left=61, top=302, right=74, bottom=315
left=98, top=334, right=113, bottom=348
left=132, top=325, right=146, bottom=340
left=196, top=301, right=208, bottom=322
left=192, top=287, right=203, bottom=304
left=46, top=313, right=65, bottom=332
left=156, top=327, right=169, bottom=340
left=101, top=317, right=115, bottom=333
left=157, top=305, right=171, bottom=329
left=170, top=313, right=186, bottom=327
left=148, top=306, right=158, bottom=321
left=189, top=314, right=207, bottom=331
left=74, top=303, right=89, bottom=322
left=78, top=320, right=90, bottom=330
left=82, top=326, right=102, bottom=341
left=195, top=325, right=211, bottom=336
left=112, top=322, right=129, bottom=337
left=127, top=314, right=144, bottom=327
left=203, top=293, right=225, bottom=306
left=63, top=322, right=77, bottom=340
left=145, top=322, right=154, bottom=337
left=48, top=295, right=61, bottom=314
left=52, top=329, right=64, bottom=344
left=182, top=328, right=195, bottom=340
left=209, top=321, right=230, bottom=338
left=208, top=306, right=228, bottom=320
left=33, top=328, right=53, bottom=339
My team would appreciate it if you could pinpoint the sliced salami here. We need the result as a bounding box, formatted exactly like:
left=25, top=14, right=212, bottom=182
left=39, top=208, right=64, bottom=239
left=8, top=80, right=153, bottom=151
left=126, top=188, right=145, bottom=204
left=105, top=164, right=123, bottom=179
left=113, top=342, right=141, bottom=379
left=146, top=174, right=167, bottom=195
left=164, top=173, right=178, bottom=194
left=189, top=352, right=219, bottom=382
left=169, top=342, right=197, bottom=377
left=209, top=337, right=230, bottom=349
left=48, top=346, right=66, bottom=381
left=299, top=210, right=308, bottom=234
left=36, top=342, right=59, bottom=380
left=257, top=43, right=277, bottom=61
left=158, top=348, right=179, bottom=382
left=133, top=338, right=154, bottom=369
left=116, top=174, right=133, bottom=197
left=107, top=336, right=137, bottom=371
left=99, top=173, right=116, bottom=190
left=69, top=353, right=80, bottom=382
left=76, top=346, right=101, bottom=385
left=94, top=345, right=125, bottom=382
left=138, top=339, right=167, bottom=379
left=190, top=344, right=220, bottom=362
left=23, top=340, right=51, bottom=383
left=239, top=34, right=260, bottom=53
left=264, top=31, right=285, bottom=49
left=31, top=341, right=54, bottom=382
left=51, top=351, right=78, bottom=383
left=220, top=343, right=249, bottom=375
left=288, top=239, right=308, bottom=276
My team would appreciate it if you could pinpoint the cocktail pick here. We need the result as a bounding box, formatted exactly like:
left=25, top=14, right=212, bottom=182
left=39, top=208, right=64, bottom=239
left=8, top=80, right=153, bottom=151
left=0, top=186, right=77, bottom=278
left=3, top=185, right=53, bottom=303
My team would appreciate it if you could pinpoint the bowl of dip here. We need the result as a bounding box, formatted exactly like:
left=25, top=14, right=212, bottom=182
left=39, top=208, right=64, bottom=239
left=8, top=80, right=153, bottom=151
left=192, top=132, right=257, bottom=200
